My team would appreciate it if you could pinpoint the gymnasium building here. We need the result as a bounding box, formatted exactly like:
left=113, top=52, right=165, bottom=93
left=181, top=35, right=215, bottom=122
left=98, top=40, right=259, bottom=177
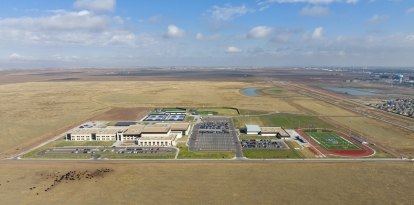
left=65, top=121, right=191, bottom=147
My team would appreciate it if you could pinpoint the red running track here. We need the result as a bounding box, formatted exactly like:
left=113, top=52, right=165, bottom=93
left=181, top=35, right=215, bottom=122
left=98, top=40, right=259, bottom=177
left=297, top=129, right=375, bottom=157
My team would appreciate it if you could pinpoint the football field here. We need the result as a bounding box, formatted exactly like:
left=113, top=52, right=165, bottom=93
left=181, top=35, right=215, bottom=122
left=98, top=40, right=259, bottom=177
left=305, top=130, right=361, bottom=150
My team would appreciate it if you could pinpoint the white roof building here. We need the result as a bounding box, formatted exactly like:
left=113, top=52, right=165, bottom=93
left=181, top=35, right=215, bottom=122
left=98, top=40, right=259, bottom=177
left=245, top=124, right=261, bottom=135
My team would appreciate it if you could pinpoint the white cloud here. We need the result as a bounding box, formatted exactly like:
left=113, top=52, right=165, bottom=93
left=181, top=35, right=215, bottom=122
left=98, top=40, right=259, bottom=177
left=208, top=4, right=253, bottom=21
left=406, top=35, right=414, bottom=42
left=194, top=33, right=220, bottom=41
left=312, top=27, right=324, bottom=39
left=263, top=0, right=357, bottom=4
left=406, top=7, right=414, bottom=14
left=8, top=53, right=25, bottom=60
left=147, top=15, right=164, bottom=23
left=107, top=32, right=137, bottom=46
left=0, top=10, right=107, bottom=32
left=226, top=46, right=242, bottom=53
left=164, top=24, right=185, bottom=38
left=368, top=14, right=387, bottom=24
left=247, top=26, right=273, bottom=38
left=0, top=10, right=150, bottom=47
left=270, top=28, right=303, bottom=43
left=345, top=0, right=358, bottom=4
left=299, top=6, right=330, bottom=16
left=74, top=0, right=116, bottom=12
left=52, top=54, right=80, bottom=62
left=196, top=33, right=204, bottom=40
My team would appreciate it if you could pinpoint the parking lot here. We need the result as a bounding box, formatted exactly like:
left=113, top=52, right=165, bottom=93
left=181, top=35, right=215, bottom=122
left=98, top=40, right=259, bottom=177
left=36, top=146, right=176, bottom=159
left=144, top=114, right=186, bottom=121
left=241, top=139, right=288, bottom=149
left=189, top=117, right=242, bottom=156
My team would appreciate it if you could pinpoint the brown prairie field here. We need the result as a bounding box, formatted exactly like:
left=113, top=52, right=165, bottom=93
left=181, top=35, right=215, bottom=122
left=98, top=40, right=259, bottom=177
left=1, top=80, right=414, bottom=157
left=0, top=161, right=413, bottom=205
left=0, top=81, right=299, bottom=157
left=1, top=72, right=414, bottom=205
left=330, top=117, right=414, bottom=155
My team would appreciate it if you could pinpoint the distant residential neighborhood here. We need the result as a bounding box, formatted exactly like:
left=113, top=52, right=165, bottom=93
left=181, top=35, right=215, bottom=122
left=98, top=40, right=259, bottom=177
left=373, top=99, right=414, bottom=118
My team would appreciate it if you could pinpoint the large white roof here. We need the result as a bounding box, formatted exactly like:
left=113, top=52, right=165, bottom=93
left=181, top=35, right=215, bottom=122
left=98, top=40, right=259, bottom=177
left=245, top=124, right=261, bottom=132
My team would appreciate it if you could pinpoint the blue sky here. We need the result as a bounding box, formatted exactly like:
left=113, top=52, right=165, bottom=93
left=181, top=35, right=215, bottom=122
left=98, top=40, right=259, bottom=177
left=0, top=0, right=414, bottom=68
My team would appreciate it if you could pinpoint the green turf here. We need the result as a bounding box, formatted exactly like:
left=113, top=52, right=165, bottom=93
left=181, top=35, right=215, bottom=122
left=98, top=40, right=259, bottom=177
left=238, top=134, right=276, bottom=140
left=233, top=113, right=333, bottom=129
left=238, top=109, right=269, bottom=115
left=305, top=131, right=361, bottom=150
left=261, top=114, right=332, bottom=128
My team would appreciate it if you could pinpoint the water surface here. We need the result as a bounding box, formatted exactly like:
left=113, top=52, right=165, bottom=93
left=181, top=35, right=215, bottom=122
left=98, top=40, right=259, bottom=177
left=241, top=88, right=261, bottom=97
left=323, top=86, right=379, bottom=96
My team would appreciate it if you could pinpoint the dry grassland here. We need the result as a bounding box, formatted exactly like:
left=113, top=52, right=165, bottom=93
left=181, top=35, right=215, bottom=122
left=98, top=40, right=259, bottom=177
left=292, top=99, right=358, bottom=116
left=0, top=81, right=299, bottom=156
left=90, top=107, right=151, bottom=121
left=0, top=81, right=412, bottom=157
left=0, top=162, right=413, bottom=205
left=330, top=116, right=414, bottom=156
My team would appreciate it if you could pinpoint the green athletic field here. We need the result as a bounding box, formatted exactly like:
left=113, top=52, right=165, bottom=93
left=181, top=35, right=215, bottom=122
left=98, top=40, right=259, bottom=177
left=305, top=130, right=361, bottom=150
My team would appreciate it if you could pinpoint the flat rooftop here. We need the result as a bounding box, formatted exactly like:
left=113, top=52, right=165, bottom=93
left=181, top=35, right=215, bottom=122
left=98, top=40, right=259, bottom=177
left=260, top=127, right=279, bottom=133
left=142, top=124, right=171, bottom=133
left=246, top=124, right=261, bottom=132
left=123, top=125, right=145, bottom=135
left=69, top=128, right=125, bottom=135
left=158, top=123, right=190, bottom=131
left=139, top=133, right=178, bottom=141
left=68, top=121, right=188, bottom=136
left=261, top=127, right=290, bottom=137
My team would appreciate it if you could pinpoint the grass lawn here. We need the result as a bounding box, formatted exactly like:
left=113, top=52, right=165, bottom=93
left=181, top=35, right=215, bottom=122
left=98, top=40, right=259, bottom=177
left=185, top=116, right=195, bottom=122
left=233, top=113, right=333, bottom=129
left=177, top=144, right=234, bottom=159
left=285, top=140, right=316, bottom=158
left=259, top=87, right=301, bottom=97
left=371, top=145, right=395, bottom=158
left=22, top=148, right=92, bottom=159
left=47, top=138, right=115, bottom=147
left=243, top=148, right=300, bottom=159
left=176, top=135, right=189, bottom=144
left=238, top=134, right=276, bottom=140
left=196, top=108, right=239, bottom=116
left=103, top=153, right=175, bottom=159
left=305, top=131, right=361, bottom=150
left=22, top=148, right=48, bottom=158
left=239, top=109, right=270, bottom=115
